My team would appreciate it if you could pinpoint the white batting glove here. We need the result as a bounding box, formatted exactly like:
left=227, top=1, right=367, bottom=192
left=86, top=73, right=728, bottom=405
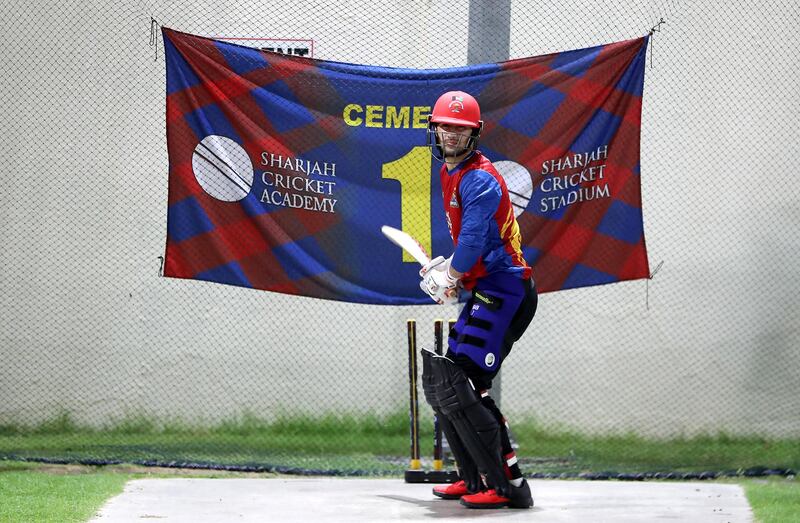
left=419, top=255, right=446, bottom=278
left=420, top=258, right=458, bottom=305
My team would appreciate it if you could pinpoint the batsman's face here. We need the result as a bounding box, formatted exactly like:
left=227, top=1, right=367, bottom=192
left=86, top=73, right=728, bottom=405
left=436, top=124, right=472, bottom=158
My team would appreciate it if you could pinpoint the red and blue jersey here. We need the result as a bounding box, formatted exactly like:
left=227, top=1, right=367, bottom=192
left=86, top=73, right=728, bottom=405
left=441, top=151, right=533, bottom=290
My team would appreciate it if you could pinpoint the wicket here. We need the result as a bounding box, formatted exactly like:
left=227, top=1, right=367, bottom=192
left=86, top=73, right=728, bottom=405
left=404, top=318, right=459, bottom=484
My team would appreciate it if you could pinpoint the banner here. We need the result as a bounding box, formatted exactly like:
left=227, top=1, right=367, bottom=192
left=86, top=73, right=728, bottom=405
left=162, top=28, right=650, bottom=304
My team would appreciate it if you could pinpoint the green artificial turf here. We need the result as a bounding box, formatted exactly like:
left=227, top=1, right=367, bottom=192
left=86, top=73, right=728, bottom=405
left=0, top=461, right=130, bottom=523
left=741, top=476, right=800, bottom=523
left=1, top=412, right=797, bottom=476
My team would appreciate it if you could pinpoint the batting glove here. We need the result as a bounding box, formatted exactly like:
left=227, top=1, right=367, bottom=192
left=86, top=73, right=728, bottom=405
left=419, top=255, right=447, bottom=278
left=420, top=259, right=458, bottom=305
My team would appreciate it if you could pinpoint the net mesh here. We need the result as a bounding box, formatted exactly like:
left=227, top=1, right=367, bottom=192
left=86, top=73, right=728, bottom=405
left=1, top=0, right=798, bottom=477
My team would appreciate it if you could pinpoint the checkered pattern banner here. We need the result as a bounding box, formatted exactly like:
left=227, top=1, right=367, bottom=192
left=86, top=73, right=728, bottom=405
left=163, top=28, right=650, bottom=304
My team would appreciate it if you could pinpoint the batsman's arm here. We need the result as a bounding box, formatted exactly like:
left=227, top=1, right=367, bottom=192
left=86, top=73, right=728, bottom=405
left=451, top=170, right=501, bottom=273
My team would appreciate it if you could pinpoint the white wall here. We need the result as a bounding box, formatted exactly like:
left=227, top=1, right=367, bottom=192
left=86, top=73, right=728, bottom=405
left=0, top=0, right=798, bottom=437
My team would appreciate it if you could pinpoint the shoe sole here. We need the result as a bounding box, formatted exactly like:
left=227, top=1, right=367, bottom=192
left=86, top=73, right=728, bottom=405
left=460, top=499, right=509, bottom=509
left=432, top=491, right=464, bottom=500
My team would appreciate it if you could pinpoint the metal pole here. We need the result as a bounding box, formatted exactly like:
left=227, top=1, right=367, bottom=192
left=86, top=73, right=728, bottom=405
left=467, top=0, right=511, bottom=410
left=467, top=0, right=511, bottom=66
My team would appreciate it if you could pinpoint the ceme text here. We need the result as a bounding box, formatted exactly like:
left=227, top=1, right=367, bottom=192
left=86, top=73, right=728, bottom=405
left=343, top=104, right=431, bottom=128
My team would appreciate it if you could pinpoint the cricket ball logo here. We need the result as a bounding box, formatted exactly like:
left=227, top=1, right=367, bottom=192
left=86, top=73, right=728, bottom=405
left=448, top=96, right=464, bottom=114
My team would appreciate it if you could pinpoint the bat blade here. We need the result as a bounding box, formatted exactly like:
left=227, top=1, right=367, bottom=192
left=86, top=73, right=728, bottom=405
left=381, top=225, right=430, bottom=266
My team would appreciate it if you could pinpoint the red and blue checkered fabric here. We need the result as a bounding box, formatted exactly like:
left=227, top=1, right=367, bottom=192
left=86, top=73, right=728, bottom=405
left=162, top=28, right=649, bottom=304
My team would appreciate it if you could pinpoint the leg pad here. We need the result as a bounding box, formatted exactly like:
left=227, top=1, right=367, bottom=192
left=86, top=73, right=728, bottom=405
left=421, top=350, right=510, bottom=496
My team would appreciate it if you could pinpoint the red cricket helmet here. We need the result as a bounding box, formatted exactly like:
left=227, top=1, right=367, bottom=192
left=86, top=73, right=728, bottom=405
left=427, top=91, right=484, bottom=162
left=430, top=91, right=482, bottom=128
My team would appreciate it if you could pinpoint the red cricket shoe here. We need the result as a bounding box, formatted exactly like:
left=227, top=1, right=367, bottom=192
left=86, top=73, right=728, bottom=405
left=460, top=480, right=533, bottom=509
left=432, top=480, right=470, bottom=500
left=460, top=489, right=510, bottom=508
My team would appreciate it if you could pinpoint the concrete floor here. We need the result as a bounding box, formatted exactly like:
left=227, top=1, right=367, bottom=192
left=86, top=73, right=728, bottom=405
left=90, top=478, right=753, bottom=522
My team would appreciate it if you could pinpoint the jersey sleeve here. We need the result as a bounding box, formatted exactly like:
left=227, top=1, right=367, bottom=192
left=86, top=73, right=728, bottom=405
left=451, top=169, right=502, bottom=273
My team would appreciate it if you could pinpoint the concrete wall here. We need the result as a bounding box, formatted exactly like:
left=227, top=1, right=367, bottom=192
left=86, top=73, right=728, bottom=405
left=1, top=0, right=798, bottom=437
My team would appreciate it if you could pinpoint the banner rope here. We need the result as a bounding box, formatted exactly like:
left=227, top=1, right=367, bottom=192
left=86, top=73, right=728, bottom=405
left=149, top=17, right=160, bottom=61
left=647, top=17, right=666, bottom=69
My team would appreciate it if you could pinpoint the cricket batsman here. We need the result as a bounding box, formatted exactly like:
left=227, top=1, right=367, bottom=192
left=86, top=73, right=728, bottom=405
left=419, top=91, right=537, bottom=509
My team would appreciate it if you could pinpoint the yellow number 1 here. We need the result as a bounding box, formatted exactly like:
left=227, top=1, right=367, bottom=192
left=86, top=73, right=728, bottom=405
left=381, top=147, right=432, bottom=263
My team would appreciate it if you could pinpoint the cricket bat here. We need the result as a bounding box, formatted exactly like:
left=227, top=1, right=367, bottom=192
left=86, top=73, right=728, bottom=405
left=381, top=225, right=430, bottom=266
